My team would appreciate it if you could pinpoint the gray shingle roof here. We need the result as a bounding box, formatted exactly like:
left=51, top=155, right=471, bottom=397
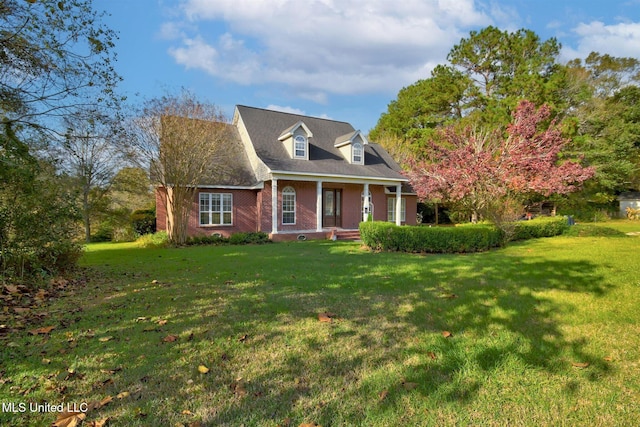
left=199, top=123, right=258, bottom=187
left=236, top=105, right=407, bottom=181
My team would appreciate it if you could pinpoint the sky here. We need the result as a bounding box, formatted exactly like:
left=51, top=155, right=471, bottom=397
left=100, top=0, right=640, bottom=133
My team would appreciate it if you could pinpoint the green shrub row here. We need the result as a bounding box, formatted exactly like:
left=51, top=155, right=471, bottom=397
left=360, top=217, right=569, bottom=253
left=359, top=221, right=503, bottom=253
left=186, top=232, right=271, bottom=246
left=511, top=216, right=569, bottom=241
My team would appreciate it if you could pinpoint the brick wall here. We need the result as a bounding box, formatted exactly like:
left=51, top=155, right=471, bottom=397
left=189, top=189, right=258, bottom=237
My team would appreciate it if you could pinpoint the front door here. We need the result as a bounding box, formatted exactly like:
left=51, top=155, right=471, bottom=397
left=323, top=189, right=342, bottom=227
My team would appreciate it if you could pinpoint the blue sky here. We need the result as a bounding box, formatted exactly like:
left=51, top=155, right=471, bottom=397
left=100, top=0, right=640, bottom=133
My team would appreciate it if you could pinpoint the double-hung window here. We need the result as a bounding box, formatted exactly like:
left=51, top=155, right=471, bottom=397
left=199, top=193, right=232, bottom=226
left=282, top=186, right=296, bottom=225
left=387, top=197, right=406, bottom=223
left=352, top=142, right=363, bottom=164
left=294, top=135, right=307, bottom=159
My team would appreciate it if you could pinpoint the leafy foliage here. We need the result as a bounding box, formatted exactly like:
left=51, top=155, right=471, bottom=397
left=0, top=0, right=121, bottom=134
left=130, top=89, right=230, bottom=245
left=405, top=101, right=594, bottom=222
left=130, top=208, right=156, bottom=236
left=186, top=232, right=271, bottom=246
left=359, top=221, right=504, bottom=253
left=360, top=217, right=569, bottom=253
left=1, top=126, right=82, bottom=282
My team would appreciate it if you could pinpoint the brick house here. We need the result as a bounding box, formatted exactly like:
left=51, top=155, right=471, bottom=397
left=156, top=105, right=417, bottom=241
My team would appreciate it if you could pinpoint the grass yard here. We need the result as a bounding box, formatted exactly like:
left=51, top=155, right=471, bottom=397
left=1, top=221, right=640, bottom=426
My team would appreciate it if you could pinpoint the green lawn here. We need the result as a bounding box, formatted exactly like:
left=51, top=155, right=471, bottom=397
left=2, top=224, right=640, bottom=426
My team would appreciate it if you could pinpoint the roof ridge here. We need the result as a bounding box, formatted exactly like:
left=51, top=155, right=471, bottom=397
left=236, top=104, right=350, bottom=125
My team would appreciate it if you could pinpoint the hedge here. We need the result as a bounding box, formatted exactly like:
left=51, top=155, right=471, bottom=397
left=511, top=216, right=569, bottom=241
left=360, top=216, right=569, bottom=253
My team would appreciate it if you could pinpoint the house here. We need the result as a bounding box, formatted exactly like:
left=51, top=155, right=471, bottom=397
left=155, top=105, right=417, bottom=241
left=619, top=192, right=640, bottom=218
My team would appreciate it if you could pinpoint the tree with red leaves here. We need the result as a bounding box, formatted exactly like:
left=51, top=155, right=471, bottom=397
left=405, top=100, right=595, bottom=223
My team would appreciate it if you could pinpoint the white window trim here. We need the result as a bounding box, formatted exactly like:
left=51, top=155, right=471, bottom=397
left=387, top=197, right=406, bottom=223
left=199, top=192, right=233, bottom=226
left=282, top=186, right=296, bottom=225
left=352, top=142, right=364, bottom=165
left=293, top=135, right=308, bottom=160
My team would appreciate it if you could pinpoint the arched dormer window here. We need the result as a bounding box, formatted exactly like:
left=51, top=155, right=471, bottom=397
left=294, top=135, right=307, bottom=159
left=282, top=186, right=296, bottom=224
left=352, top=142, right=363, bottom=165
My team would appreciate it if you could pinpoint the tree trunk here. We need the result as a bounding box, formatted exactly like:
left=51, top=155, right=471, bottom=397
left=83, top=189, right=91, bottom=242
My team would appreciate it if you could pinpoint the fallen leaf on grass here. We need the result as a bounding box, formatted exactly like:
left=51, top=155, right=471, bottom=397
left=29, top=325, right=55, bottom=335
left=86, top=395, right=113, bottom=411
left=52, top=411, right=86, bottom=427
left=230, top=378, right=247, bottom=396
left=162, top=334, right=179, bottom=343
left=603, top=356, right=613, bottom=362
left=197, top=365, right=209, bottom=374
left=441, top=331, right=453, bottom=338
left=318, top=312, right=337, bottom=323
left=4, top=284, right=20, bottom=294
left=98, top=336, right=113, bottom=342
left=571, top=362, right=590, bottom=369
left=378, top=389, right=389, bottom=402
left=116, top=391, right=130, bottom=399
left=86, top=417, right=110, bottom=427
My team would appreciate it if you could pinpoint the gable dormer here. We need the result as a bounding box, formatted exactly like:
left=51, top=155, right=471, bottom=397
left=334, top=130, right=368, bottom=165
left=278, top=121, right=313, bottom=160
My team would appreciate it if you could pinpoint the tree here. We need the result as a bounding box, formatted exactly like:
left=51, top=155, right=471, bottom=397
left=0, top=0, right=121, bottom=136
left=563, top=53, right=640, bottom=205
left=130, top=90, right=231, bottom=245
left=59, top=108, right=125, bottom=242
left=0, top=0, right=120, bottom=281
left=405, top=101, right=594, bottom=224
left=371, top=27, right=566, bottom=156
left=1, top=124, right=81, bottom=282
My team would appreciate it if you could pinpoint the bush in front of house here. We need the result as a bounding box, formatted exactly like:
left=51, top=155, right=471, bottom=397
left=360, top=217, right=570, bottom=253
left=185, top=232, right=271, bottom=246
left=359, top=221, right=503, bottom=253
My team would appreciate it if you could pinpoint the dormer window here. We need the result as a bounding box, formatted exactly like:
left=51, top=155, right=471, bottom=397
left=294, top=135, right=307, bottom=159
left=352, top=142, right=363, bottom=165
left=278, top=121, right=312, bottom=160
left=334, top=130, right=368, bottom=165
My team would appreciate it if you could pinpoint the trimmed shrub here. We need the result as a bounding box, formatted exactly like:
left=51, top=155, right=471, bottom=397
left=360, top=217, right=569, bottom=253
left=511, top=217, right=569, bottom=241
left=359, top=221, right=503, bottom=253
left=185, top=232, right=270, bottom=246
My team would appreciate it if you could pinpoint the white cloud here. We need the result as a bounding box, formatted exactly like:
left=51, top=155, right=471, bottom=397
left=265, top=105, right=306, bottom=115
left=165, top=0, right=494, bottom=100
left=568, top=21, right=640, bottom=59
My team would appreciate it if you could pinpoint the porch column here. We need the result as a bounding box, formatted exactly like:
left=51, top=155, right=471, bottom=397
left=363, top=183, right=370, bottom=222
left=316, top=180, right=323, bottom=231
left=395, top=183, right=402, bottom=226
left=271, top=178, right=278, bottom=234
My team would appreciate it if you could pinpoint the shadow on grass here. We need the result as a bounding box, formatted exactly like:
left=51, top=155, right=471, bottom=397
left=0, top=241, right=616, bottom=426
